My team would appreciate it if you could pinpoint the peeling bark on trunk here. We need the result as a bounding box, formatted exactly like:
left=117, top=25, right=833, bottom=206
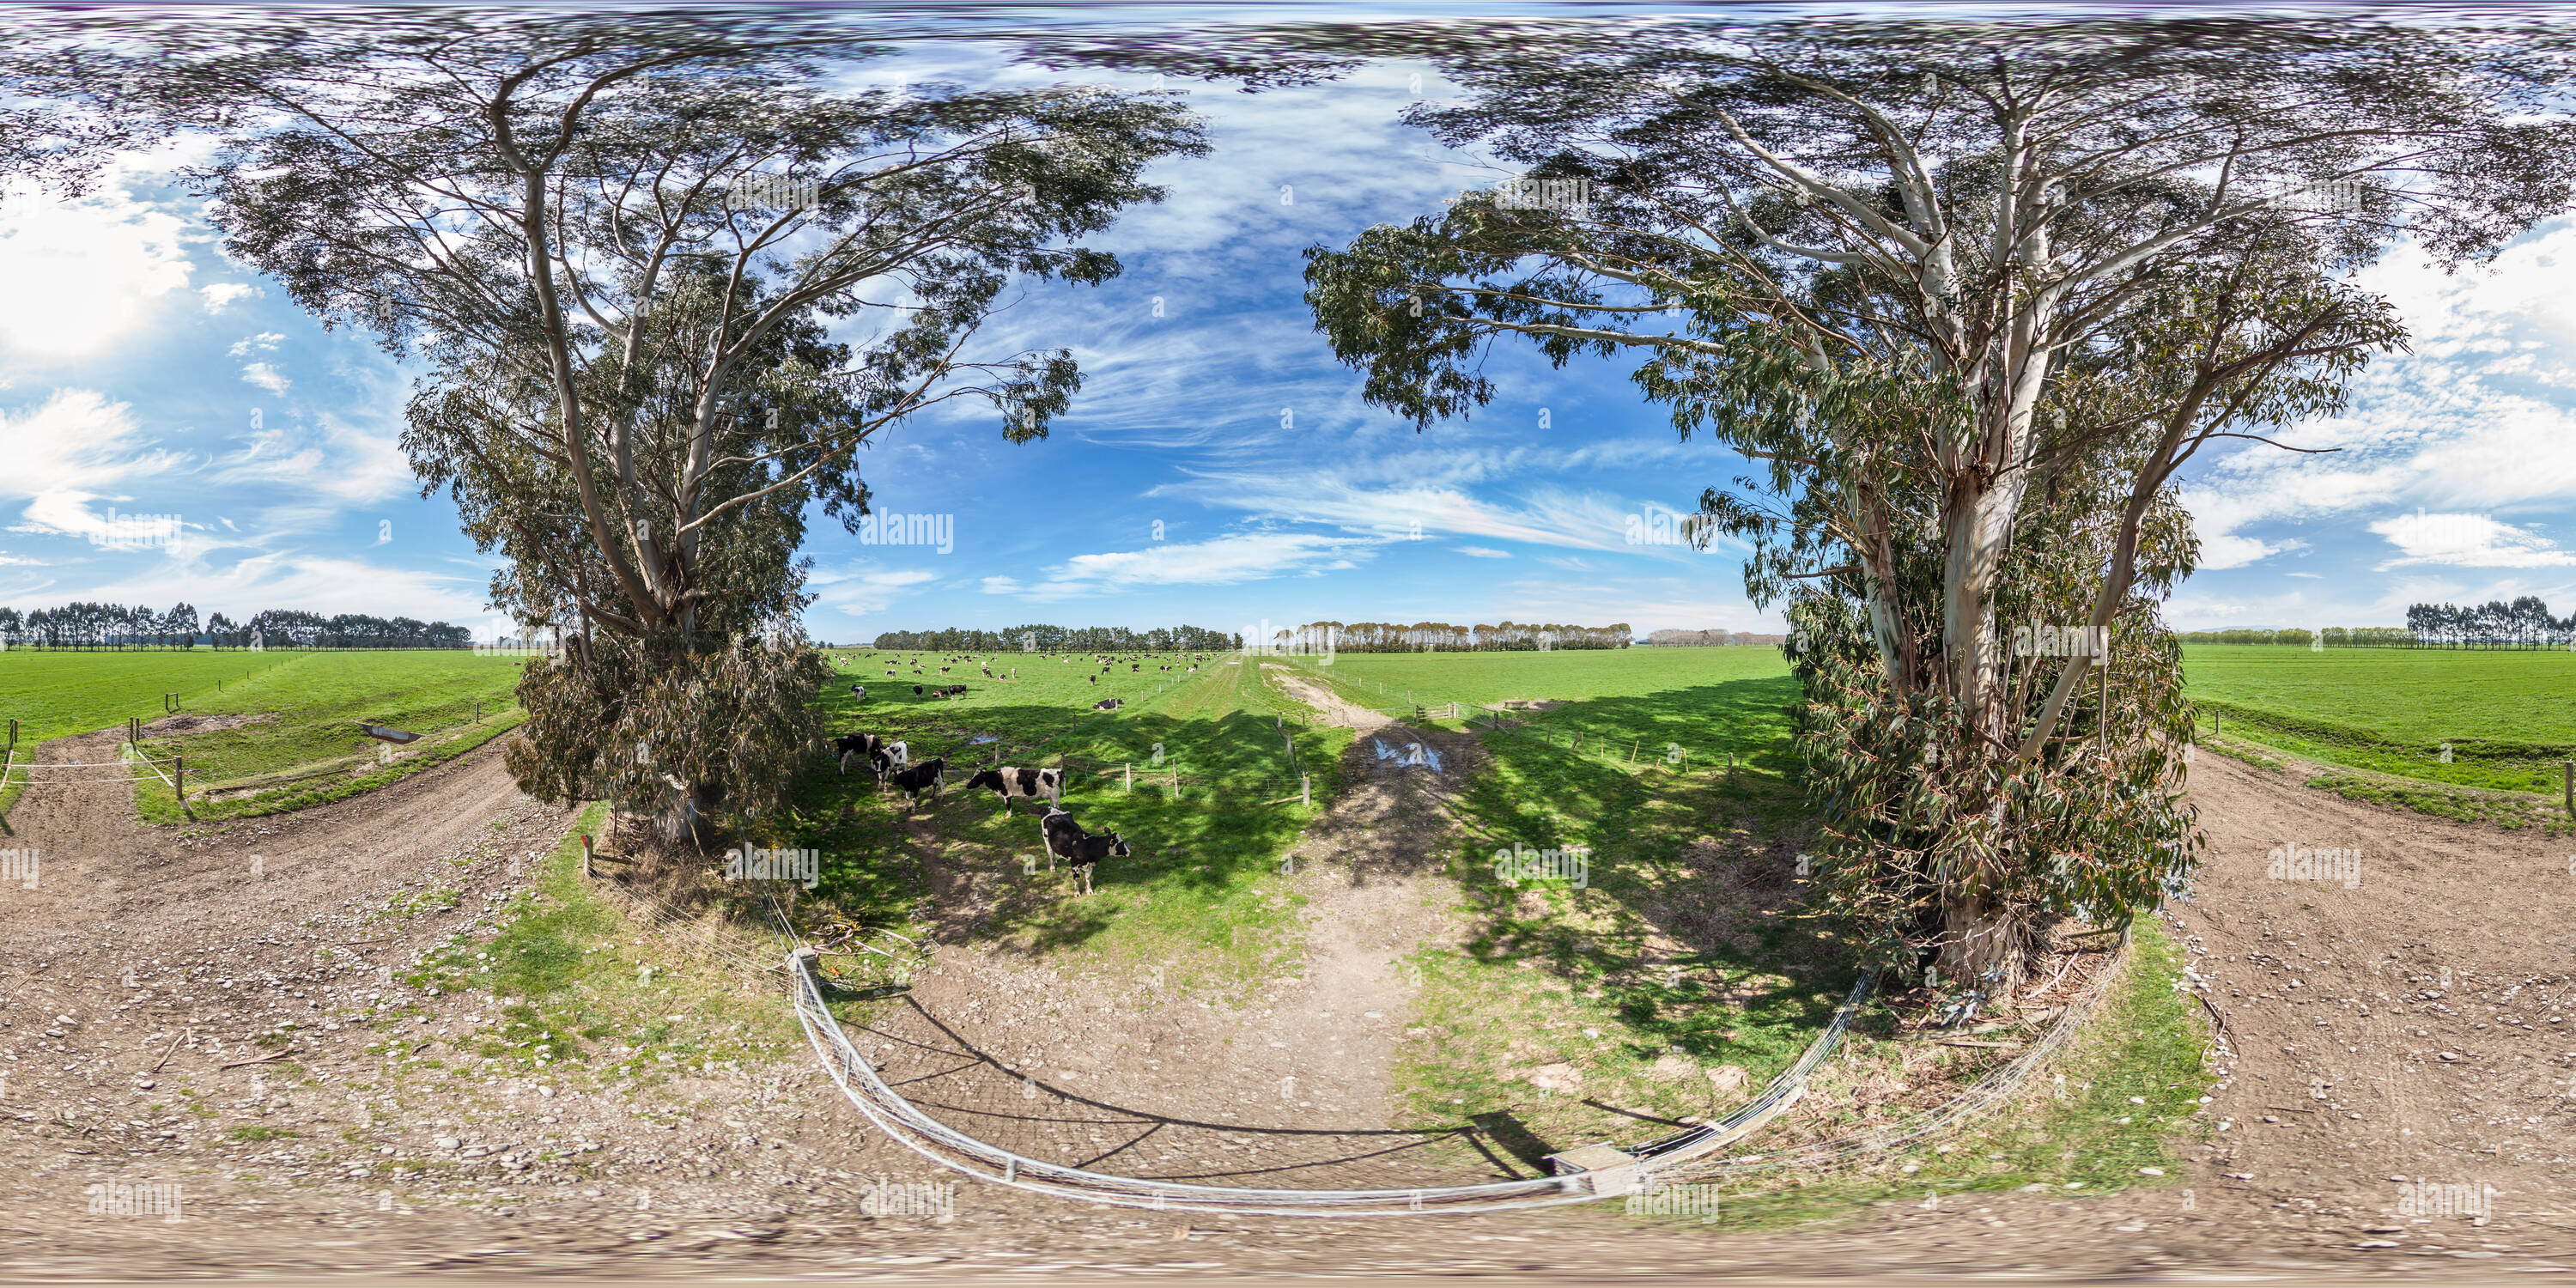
left=1938, top=886, right=2026, bottom=996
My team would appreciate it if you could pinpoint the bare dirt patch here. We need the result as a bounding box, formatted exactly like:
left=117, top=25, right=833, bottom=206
left=140, top=712, right=277, bottom=737
left=9, top=719, right=2575, bottom=1279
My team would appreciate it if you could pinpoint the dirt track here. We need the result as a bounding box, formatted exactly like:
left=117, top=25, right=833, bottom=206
left=5, top=722, right=2575, bottom=1279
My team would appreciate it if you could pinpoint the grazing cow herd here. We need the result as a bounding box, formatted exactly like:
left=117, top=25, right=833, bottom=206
left=785, top=648, right=1230, bottom=897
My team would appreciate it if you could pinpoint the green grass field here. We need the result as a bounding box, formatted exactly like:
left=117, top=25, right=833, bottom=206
left=749, top=649, right=1352, bottom=990
left=2180, top=645, right=2576, bottom=795
left=0, top=648, right=292, bottom=744
left=0, top=649, right=531, bottom=823
left=1267, top=647, right=1854, bottom=1156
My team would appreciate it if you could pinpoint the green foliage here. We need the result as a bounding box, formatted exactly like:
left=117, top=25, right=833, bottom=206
left=776, top=653, right=1338, bottom=987
left=508, top=630, right=830, bottom=833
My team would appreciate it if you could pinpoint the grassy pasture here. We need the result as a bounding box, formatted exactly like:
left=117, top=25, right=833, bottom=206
left=753, top=648, right=1352, bottom=989
left=1278, top=647, right=1859, bottom=1154
left=0, top=649, right=530, bottom=823
left=0, top=648, right=291, bottom=744
left=2181, top=645, right=2576, bottom=796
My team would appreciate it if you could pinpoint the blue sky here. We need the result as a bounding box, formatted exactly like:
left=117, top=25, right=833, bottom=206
left=5, top=42, right=2575, bottom=644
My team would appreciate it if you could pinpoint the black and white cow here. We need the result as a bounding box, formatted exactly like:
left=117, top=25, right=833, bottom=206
left=1092, top=697, right=1123, bottom=711
left=1038, top=805, right=1084, bottom=872
left=887, top=757, right=945, bottom=809
left=1062, top=830, right=1129, bottom=894
left=834, top=732, right=887, bottom=774
left=1037, top=806, right=1126, bottom=892
left=965, top=765, right=1062, bottom=814
left=863, top=740, right=910, bottom=786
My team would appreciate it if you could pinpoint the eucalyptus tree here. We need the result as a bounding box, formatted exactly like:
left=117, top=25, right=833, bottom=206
left=105, top=13, right=1204, bottom=839
left=1300, top=18, right=2574, bottom=987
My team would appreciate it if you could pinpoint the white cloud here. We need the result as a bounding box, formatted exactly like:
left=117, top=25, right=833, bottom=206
left=228, top=331, right=285, bottom=358
left=808, top=565, right=944, bottom=615
left=0, top=389, right=188, bottom=544
left=75, top=550, right=490, bottom=623
left=1456, top=544, right=1512, bottom=558
left=2368, top=510, right=2576, bottom=568
left=240, top=361, right=291, bottom=396
left=1004, top=532, right=1376, bottom=601
left=0, top=183, right=194, bottom=359
left=210, top=415, right=412, bottom=505
left=200, top=283, right=261, bottom=313
left=2179, top=220, right=2576, bottom=566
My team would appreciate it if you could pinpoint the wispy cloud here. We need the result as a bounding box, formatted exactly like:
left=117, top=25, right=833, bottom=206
left=2370, top=510, right=2576, bottom=568
left=1003, top=532, right=1376, bottom=601
left=240, top=361, right=291, bottom=396
left=200, top=283, right=261, bottom=313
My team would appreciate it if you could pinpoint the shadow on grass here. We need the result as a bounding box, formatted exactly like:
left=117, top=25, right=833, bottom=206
left=773, top=696, right=1326, bottom=982
left=1394, top=674, right=1876, bottom=1156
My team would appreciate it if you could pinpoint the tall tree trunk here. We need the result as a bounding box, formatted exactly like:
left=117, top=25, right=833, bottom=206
left=1940, top=883, right=2026, bottom=995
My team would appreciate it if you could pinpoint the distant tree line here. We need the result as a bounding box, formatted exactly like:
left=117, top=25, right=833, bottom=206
left=866, top=624, right=1242, bottom=653
left=2176, top=599, right=2573, bottom=649
left=1642, top=628, right=1790, bottom=647
left=1270, top=620, right=1633, bottom=652
left=0, top=601, right=471, bottom=650
left=2404, top=598, right=2573, bottom=648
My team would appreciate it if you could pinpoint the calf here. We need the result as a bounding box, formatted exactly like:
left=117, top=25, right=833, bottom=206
left=849, top=683, right=866, bottom=698
left=965, top=765, right=1063, bottom=814
left=834, top=732, right=885, bottom=774
left=1061, top=830, right=1129, bottom=894
left=1092, top=697, right=1123, bottom=711
left=863, top=740, right=912, bottom=786
left=1039, top=805, right=1085, bottom=872
left=887, top=757, right=945, bottom=809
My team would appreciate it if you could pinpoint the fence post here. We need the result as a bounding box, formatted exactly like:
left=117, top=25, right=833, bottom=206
left=1302, top=775, right=1310, bottom=808
left=1, top=748, right=13, bottom=802
left=2564, top=762, right=2573, bottom=818
left=6, top=718, right=15, bottom=750
left=175, top=755, right=191, bottom=821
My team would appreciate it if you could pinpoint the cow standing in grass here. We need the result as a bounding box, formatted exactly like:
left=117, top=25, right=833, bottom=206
left=887, top=757, right=945, bottom=810
left=1038, top=806, right=1127, bottom=893
left=835, top=732, right=887, bottom=774
left=966, top=766, right=1062, bottom=815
